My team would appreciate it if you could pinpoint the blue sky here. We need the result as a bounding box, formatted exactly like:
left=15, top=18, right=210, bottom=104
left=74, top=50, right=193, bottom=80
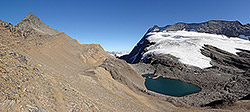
left=1, top=0, right=250, bottom=51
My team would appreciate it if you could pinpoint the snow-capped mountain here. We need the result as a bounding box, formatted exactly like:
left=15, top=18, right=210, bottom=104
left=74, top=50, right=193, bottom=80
left=121, top=20, right=250, bottom=66
left=107, top=51, right=129, bottom=57
left=120, top=20, right=250, bottom=106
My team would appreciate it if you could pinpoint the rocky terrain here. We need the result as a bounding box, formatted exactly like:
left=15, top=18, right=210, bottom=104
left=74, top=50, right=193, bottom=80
left=1, top=13, right=249, bottom=112
left=0, top=13, right=179, bottom=112
left=120, top=21, right=250, bottom=110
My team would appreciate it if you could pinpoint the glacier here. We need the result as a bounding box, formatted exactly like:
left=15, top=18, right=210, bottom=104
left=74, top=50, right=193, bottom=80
left=142, top=31, right=250, bottom=68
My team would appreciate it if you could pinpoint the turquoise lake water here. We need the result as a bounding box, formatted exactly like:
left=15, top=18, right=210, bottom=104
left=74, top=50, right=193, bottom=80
left=142, top=74, right=201, bottom=97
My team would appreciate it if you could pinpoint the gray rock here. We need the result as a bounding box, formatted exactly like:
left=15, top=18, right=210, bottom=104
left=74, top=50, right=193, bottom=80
left=130, top=63, right=155, bottom=75
left=15, top=13, right=60, bottom=38
left=100, top=57, right=145, bottom=91
left=160, top=20, right=250, bottom=38
left=129, top=45, right=250, bottom=107
left=120, top=21, right=250, bottom=107
left=10, top=89, right=17, bottom=94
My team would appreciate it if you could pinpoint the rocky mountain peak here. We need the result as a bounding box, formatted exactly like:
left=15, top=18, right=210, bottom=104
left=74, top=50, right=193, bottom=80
left=152, top=20, right=250, bottom=37
left=22, top=12, right=45, bottom=26
left=148, top=25, right=161, bottom=32
left=15, top=13, right=60, bottom=36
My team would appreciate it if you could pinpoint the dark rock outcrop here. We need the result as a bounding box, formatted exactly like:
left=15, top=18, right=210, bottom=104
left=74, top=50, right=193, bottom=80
left=201, top=44, right=250, bottom=72
left=157, top=20, right=250, bottom=37
left=119, top=26, right=154, bottom=63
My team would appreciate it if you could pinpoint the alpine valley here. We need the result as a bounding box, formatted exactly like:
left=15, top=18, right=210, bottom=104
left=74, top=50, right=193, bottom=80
left=1, top=13, right=250, bottom=112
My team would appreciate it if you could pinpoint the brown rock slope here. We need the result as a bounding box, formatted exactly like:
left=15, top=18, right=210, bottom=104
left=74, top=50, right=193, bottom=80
left=1, top=13, right=249, bottom=112
left=0, top=13, right=178, bottom=112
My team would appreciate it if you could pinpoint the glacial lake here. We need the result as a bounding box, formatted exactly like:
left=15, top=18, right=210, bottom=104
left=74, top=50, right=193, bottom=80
left=142, top=74, right=201, bottom=97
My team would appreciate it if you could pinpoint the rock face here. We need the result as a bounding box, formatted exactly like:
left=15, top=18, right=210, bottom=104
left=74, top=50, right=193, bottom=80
left=201, top=45, right=250, bottom=72
left=120, top=20, right=250, bottom=107
left=100, top=57, right=145, bottom=91
left=15, top=13, right=60, bottom=37
left=154, top=20, right=250, bottom=37
left=119, top=29, right=151, bottom=63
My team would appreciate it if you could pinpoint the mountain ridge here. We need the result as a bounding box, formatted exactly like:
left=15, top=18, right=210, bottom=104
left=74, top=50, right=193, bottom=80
left=121, top=20, right=250, bottom=64
left=1, top=13, right=250, bottom=111
left=0, top=13, right=180, bottom=112
left=151, top=20, right=250, bottom=38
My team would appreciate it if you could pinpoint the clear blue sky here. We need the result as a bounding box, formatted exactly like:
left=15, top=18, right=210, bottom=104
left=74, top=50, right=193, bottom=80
left=1, top=0, right=250, bottom=51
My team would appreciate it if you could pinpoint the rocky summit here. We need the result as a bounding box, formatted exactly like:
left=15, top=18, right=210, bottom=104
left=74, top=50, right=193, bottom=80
left=1, top=13, right=250, bottom=112
left=16, top=13, right=60, bottom=36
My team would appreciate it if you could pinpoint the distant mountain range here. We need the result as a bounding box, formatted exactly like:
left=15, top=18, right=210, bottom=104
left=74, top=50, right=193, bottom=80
left=107, top=51, right=129, bottom=57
